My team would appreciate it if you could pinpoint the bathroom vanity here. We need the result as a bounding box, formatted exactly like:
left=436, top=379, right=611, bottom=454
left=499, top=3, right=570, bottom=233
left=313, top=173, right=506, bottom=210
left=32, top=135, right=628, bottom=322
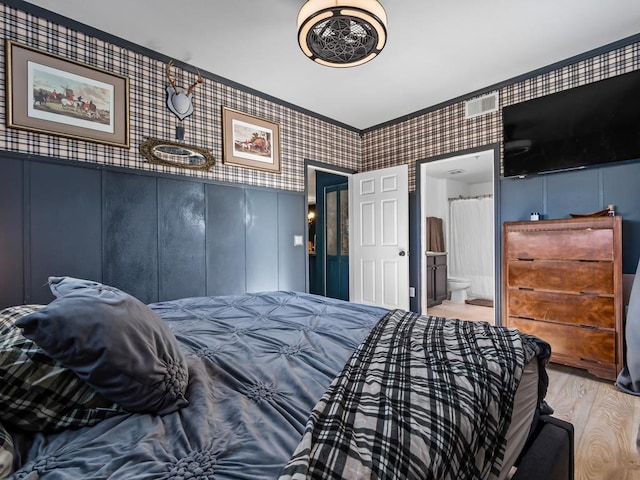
left=426, top=253, right=448, bottom=307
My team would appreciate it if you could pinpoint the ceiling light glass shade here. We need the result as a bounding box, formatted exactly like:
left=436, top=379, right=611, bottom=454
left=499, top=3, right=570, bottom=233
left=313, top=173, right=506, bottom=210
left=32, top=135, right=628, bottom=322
left=297, top=0, right=387, bottom=68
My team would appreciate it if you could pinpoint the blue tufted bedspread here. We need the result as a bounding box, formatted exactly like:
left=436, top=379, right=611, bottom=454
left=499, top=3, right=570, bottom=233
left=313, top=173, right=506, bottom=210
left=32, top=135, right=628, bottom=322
left=8, top=291, right=387, bottom=479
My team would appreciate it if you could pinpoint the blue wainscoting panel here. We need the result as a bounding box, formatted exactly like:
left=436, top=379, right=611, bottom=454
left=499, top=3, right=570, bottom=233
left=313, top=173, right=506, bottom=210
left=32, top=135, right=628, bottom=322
left=500, top=175, right=544, bottom=223
left=277, top=192, right=306, bottom=291
left=103, top=171, right=159, bottom=304
left=546, top=168, right=600, bottom=220
left=205, top=183, right=246, bottom=296
left=0, top=154, right=318, bottom=308
left=29, top=162, right=102, bottom=304
left=602, top=161, right=640, bottom=273
left=246, top=189, right=279, bottom=292
left=158, top=178, right=206, bottom=301
left=500, top=161, right=640, bottom=274
left=0, top=158, right=24, bottom=308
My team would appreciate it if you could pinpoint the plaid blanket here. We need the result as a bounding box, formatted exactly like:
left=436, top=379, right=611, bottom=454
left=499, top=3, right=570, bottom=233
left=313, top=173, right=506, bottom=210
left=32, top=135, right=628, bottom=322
left=280, top=309, right=549, bottom=480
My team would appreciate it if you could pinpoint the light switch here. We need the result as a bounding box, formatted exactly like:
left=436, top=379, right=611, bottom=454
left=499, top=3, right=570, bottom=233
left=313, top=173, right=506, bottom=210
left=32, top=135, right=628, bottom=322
left=293, top=235, right=304, bottom=246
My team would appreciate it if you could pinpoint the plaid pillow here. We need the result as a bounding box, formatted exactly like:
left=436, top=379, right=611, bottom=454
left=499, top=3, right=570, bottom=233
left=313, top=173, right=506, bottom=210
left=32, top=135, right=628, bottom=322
left=0, top=305, right=124, bottom=432
left=0, top=422, right=12, bottom=479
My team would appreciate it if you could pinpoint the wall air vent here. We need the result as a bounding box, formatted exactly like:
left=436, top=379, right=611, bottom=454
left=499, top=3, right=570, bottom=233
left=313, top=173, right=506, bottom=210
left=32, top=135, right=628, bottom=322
left=464, top=91, right=499, bottom=119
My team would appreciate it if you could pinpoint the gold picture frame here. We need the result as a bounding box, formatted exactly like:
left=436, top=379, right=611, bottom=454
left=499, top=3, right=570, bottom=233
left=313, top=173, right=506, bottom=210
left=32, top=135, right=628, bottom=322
left=139, top=137, right=215, bottom=171
left=222, top=107, right=281, bottom=173
left=5, top=41, right=130, bottom=147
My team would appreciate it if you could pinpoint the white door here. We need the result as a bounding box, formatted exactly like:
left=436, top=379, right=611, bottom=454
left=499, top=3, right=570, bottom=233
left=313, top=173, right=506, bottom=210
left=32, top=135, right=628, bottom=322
left=349, top=164, right=409, bottom=310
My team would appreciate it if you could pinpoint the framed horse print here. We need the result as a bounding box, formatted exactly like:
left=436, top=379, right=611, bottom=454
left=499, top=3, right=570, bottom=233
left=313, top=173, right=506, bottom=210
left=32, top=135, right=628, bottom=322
left=222, top=107, right=281, bottom=173
left=5, top=41, right=130, bottom=147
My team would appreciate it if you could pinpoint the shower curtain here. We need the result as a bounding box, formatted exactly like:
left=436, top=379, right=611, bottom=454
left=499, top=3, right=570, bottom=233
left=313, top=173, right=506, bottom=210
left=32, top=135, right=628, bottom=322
left=449, top=196, right=494, bottom=300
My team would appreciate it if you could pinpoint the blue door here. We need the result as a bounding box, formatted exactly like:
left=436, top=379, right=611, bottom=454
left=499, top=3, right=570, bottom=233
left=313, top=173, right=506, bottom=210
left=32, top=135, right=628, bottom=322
left=310, top=171, right=349, bottom=300
left=324, top=182, right=349, bottom=300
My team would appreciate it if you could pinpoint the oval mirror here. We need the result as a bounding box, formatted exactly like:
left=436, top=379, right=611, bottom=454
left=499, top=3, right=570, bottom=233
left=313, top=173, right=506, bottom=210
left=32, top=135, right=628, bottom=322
left=139, top=137, right=215, bottom=171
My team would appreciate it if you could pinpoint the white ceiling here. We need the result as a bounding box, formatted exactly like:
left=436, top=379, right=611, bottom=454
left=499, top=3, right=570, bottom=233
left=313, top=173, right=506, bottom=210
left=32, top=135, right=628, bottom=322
left=421, top=150, right=494, bottom=185
left=22, top=0, right=640, bottom=130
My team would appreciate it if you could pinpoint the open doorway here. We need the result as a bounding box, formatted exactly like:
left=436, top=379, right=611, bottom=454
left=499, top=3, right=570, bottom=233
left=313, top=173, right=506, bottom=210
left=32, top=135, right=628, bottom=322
left=306, top=161, right=352, bottom=300
left=306, top=161, right=410, bottom=310
left=417, top=146, right=499, bottom=324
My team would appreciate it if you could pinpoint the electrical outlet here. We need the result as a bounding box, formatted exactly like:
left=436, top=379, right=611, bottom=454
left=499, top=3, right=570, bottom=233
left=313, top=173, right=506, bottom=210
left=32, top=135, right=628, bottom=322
left=293, top=235, right=304, bottom=246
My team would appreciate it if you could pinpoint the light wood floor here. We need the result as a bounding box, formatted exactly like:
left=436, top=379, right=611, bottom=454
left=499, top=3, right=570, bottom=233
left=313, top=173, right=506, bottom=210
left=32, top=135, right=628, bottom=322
left=427, top=299, right=640, bottom=479
left=546, top=365, right=640, bottom=480
left=426, top=299, right=495, bottom=323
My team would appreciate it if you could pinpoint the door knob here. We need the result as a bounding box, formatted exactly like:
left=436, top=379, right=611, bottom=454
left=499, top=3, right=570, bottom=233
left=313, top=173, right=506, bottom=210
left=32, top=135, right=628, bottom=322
left=399, top=250, right=406, bottom=256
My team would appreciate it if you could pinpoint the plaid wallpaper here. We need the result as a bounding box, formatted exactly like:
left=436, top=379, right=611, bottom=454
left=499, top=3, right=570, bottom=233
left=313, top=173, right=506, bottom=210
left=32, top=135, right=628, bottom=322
left=0, top=4, right=361, bottom=192
left=1, top=3, right=638, bottom=194
left=363, top=40, right=640, bottom=191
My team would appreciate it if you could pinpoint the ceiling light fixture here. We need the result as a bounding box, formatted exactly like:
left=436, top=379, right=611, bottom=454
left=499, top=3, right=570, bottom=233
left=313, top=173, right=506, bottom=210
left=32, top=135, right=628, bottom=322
left=297, top=0, right=387, bottom=68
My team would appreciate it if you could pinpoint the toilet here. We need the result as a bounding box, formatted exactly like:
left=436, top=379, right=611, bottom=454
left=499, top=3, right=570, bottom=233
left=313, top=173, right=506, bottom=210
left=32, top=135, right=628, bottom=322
left=448, top=277, right=471, bottom=304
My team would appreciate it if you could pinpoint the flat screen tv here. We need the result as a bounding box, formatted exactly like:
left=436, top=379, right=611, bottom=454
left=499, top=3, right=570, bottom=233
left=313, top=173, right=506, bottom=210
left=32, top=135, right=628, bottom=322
left=502, top=69, right=640, bottom=178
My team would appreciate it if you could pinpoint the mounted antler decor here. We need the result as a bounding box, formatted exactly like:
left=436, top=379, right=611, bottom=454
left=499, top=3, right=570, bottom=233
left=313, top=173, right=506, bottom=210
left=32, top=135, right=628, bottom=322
left=165, top=60, right=203, bottom=121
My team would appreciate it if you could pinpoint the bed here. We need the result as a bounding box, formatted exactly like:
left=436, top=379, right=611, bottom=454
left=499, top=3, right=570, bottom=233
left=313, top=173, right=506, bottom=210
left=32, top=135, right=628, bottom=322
left=0, top=277, right=573, bottom=479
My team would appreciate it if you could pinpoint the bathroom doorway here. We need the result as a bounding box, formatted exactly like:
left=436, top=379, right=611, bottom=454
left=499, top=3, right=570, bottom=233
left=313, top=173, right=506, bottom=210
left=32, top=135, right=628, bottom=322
left=417, top=145, right=500, bottom=324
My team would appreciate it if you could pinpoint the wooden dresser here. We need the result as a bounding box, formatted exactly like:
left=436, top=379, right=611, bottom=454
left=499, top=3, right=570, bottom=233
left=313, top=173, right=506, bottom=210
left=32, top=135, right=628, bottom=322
left=502, top=216, right=623, bottom=380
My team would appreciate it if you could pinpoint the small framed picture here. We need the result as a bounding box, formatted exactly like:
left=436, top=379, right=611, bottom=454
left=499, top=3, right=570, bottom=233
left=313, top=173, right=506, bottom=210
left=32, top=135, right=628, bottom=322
left=5, top=41, right=130, bottom=147
left=222, top=107, right=281, bottom=173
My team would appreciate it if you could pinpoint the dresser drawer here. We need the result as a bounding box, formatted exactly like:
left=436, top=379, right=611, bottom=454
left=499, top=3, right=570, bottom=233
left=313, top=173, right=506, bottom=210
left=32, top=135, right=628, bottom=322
left=505, top=227, right=613, bottom=261
left=507, top=317, right=615, bottom=365
left=507, top=260, right=613, bottom=294
left=507, top=289, right=615, bottom=329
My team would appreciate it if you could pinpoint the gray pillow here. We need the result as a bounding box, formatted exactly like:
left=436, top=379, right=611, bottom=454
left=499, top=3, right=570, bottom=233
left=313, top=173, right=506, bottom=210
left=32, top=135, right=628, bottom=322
left=17, top=277, right=189, bottom=415
left=48, top=276, right=104, bottom=296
